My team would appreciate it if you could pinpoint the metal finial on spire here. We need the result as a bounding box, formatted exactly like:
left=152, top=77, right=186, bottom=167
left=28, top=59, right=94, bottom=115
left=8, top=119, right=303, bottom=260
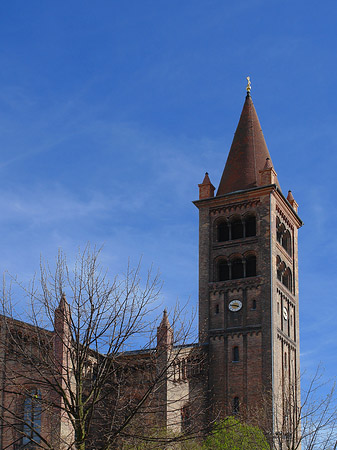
left=246, top=76, right=251, bottom=94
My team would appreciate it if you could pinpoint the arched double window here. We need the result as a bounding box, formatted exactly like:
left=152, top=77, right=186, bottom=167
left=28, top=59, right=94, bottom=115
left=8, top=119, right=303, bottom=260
left=216, top=215, right=256, bottom=242
left=216, top=254, right=257, bottom=282
left=282, top=268, right=293, bottom=291
left=282, top=230, right=292, bottom=255
left=22, top=389, right=42, bottom=447
left=276, top=257, right=293, bottom=292
left=276, top=218, right=292, bottom=256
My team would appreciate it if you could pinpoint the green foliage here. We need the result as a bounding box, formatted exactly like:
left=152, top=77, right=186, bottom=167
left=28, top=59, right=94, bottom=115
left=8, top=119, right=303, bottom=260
left=202, top=416, right=270, bottom=450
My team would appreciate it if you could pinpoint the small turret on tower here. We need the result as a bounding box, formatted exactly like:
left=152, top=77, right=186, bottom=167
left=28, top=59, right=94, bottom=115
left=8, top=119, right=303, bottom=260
left=198, top=172, right=215, bottom=200
left=287, top=190, right=299, bottom=213
left=259, top=157, right=278, bottom=186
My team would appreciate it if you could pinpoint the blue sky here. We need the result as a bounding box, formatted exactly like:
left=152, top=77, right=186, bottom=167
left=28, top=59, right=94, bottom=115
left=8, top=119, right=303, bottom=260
left=0, top=0, right=336, bottom=383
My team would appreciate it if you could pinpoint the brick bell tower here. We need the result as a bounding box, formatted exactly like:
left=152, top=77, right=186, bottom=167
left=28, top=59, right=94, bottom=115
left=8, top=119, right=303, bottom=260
left=193, top=81, right=302, bottom=427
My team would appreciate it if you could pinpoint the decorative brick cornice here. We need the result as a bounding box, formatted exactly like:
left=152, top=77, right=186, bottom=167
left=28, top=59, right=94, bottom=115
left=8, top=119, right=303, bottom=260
left=209, top=276, right=263, bottom=293
left=209, top=325, right=262, bottom=339
left=276, top=282, right=296, bottom=302
left=277, top=288, right=296, bottom=308
left=276, top=205, right=295, bottom=230
left=277, top=332, right=297, bottom=350
left=210, top=198, right=260, bottom=216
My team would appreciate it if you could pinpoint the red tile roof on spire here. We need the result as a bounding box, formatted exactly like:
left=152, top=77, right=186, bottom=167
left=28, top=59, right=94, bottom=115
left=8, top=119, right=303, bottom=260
left=217, top=94, right=280, bottom=196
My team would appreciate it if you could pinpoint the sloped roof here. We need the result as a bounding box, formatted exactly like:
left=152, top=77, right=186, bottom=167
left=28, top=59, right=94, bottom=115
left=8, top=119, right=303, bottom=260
left=217, top=94, right=280, bottom=196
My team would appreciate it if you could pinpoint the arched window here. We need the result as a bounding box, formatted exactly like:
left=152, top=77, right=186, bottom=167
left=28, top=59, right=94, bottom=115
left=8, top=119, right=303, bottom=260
left=231, top=219, right=243, bottom=240
left=217, top=222, right=229, bottom=242
left=233, top=346, right=239, bottom=362
left=233, top=397, right=240, bottom=415
left=252, top=299, right=257, bottom=310
left=215, top=304, right=219, bottom=315
left=218, top=261, right=229, bottom=281
left=282, top=230, right=292, bottom=256
left=232, top=259, right=244, bottom=279
left=22, top=389, right=42, bottom=447
left=282, top=268, right=292, bottom=291
left=245, top=216, right=256, bottom=237
left=245, top=255, right=256, bottom=277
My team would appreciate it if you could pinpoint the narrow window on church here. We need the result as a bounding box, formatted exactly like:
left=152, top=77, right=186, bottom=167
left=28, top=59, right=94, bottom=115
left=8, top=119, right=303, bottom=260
left=277, top=302, right=280, bottom=314
left=284, top=352, right=288, bottom=370
left=22, top=389, right=42, bottom=447
left=92, top=364, right=98, bottom=382
left=252, top=299, right=257, bottom=310
left=233, top=397, right=240, bottom=415
left=182, top=359, right=187, bottom=380
left=233, top=346, right=239, bottom=362
left=181, top=404, right=191, bottom=430
left=218, top=222, right=229, bottom=242
left=245, top=255, right=256, bottom=277
left=215, top=304, right=219, bottom=314
left=218, top=261, right=229, bottom=281
left=231, top=259, right=243, bottom=279
left=245, top=216, right=256, bottom=237
left=231, top=219, right=243, bottom=240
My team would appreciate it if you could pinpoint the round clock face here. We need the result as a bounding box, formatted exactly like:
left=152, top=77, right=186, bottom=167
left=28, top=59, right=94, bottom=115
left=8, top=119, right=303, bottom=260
left=283, top=306, right=288, bottom=320
left=228, top=300, right=242, bottom=312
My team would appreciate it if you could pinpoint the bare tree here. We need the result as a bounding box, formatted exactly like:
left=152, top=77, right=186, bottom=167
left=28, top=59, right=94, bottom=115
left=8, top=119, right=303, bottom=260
left=253, top=367, right=337, bottom=450
left=0, top=246, right=204, bottom=450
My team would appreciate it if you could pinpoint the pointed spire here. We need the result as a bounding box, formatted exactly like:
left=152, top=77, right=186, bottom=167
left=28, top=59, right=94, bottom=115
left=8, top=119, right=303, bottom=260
left=58, top=292, right=67, bottom=310
left=161, top=309, right=169, bottom=326
left=54, top=292, right=71, bottom=335
left=198, top=172, right=215, bottom=199
left=217, top=94, right=280, bottom=196
left=157, top=309, right=173, bottom=348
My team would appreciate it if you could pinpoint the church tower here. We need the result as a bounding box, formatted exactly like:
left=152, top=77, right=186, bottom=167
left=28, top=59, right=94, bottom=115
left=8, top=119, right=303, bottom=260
left=194, top=84, right=302, bottom=427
